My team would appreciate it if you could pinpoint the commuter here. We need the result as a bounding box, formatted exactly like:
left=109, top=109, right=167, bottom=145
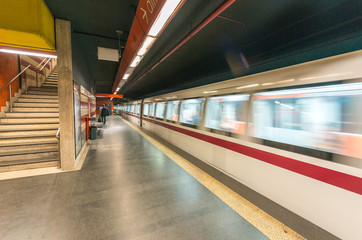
left=100, top=104, right=109, bottom=124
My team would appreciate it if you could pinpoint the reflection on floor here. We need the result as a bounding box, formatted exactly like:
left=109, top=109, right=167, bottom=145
left=0, top=116, right=296, bottom=239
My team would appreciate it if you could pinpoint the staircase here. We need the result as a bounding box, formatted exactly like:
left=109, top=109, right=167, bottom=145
left=0, top=69, right=60, bottom=172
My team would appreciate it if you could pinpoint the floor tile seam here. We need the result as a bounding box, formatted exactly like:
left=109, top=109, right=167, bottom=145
left=120, top=116, right=306, bottom=240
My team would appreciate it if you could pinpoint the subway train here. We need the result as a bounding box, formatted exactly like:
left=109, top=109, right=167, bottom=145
left=117, top=50, right=362, bottom=240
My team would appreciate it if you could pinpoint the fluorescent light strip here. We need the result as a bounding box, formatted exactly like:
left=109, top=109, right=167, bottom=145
left=130, top=55, right=142, bottom=68
left=236, top=83, right=260, bottom=90
left=123, top=73, right=130, bottom=80
left=0, top=49, right=57, bottom=58
left=148, top=0, right=182, bottom=37
left=138, top=36, right=156, bottom=56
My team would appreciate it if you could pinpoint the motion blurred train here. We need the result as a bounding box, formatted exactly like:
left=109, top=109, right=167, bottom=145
left=117, top=50, right=362, bottom=240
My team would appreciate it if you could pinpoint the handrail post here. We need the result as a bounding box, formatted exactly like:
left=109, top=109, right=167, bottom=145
left=24, top=68, right=28, bottom=94
left=9, top=84, right=12, bottom=112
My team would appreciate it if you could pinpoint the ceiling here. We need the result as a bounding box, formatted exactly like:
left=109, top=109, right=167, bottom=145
left=45, top=0, right=362, bottom=98
left=44, top=0, right=139, bottom=93
left=120, top=0, right=362, bottom=101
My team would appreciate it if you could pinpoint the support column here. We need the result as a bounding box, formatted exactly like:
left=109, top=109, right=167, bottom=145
left=56, top=19, right=75, bottom=170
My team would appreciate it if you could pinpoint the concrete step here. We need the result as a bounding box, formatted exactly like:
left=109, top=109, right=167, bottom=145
left=0, top=143, right=59, bottom=155
left=27, top=90, right=58, bottom=96
left=42, top=84, right=58, bottom=88
left=28, top=87, right=57, bottom=92
left=0, top=151, right=59, bottom=163
left=21, top=94, right=58, bottom=99
left=0, top=118, right=59, bottom=124
left=12, top=107, right=59, bottom=112
left=0, top=129, right=57, bottom=138
left=43, top=81, right=58, bottom=84
left=17, top=98, right=58, bottom=103
left=5, top=112, right=59, bottom=118
left=0, top=136, right=58, bottom=147
left=0, top=123, right=59, bottom=132
left=13, top=102, right=59, bottom=108
left=0, top=159, right=59, bottom=172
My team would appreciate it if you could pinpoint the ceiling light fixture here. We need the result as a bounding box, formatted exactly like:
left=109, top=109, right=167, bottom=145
left=116, top=0, right=184, bottom=93
left=0, top=48, right=57, bottom=58
left=236, top=83, right=260, bottom=90
left=123, top=73, right=130, bottom=80
left=148, top=0, right=183, bottom=37
left=137, top=36, right=156, bottom=56
left=130, top=55, right=142, bottom=68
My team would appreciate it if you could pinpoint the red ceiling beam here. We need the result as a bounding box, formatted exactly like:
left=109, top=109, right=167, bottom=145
left=112, top=0, right=186, bottom=93
left=124, top=0, right=237, bottom=91
left=96, top=93, right=123, bottom=98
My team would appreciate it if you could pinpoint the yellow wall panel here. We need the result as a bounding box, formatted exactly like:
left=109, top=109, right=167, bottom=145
left=0, top=0, right=55, bottom=52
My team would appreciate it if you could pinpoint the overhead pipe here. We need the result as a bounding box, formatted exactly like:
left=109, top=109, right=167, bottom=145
left=125, top=0, right=237, bottom=91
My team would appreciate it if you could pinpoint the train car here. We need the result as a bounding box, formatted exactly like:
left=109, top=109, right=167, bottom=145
left=120, top=50, right=362, bottom=240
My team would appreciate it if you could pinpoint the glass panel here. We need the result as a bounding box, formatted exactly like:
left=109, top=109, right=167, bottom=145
left=250, top=83, right=362, bottom=159
left=205, top=94, right=249, bottom=134
left=166, top=100, right=180, bottom=121
left=179, top=98, right=204, bottom=126
left=149, top=102, right=155, bottom=117
left=136, top=104, right=140, bottom=115
left=143, top=103, right=149, bottom=116
left=155, top=102, right=166, bottom=119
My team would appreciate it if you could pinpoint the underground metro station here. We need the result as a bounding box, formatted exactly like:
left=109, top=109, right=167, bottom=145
left=0, top=0, right=361, bottom=239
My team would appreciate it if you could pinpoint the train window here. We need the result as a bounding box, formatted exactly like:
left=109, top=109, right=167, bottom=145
left=166, top=100, right=180, bottom=121
left=143, top=103, right=149, bottom=116
left=205, top=94, right=249, bottom=134
left=155, top=102, right=166, bottom=119
left=149, top=102, right=155, bottom=117
left=251, top=83, right=362, bottom=159
left=179, top=98, right=204, bottom=126
left=136, top=104, right=141, bottom=115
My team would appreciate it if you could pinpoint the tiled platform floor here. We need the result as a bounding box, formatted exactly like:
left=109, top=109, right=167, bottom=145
left=0, top=116, right=269, bottom=240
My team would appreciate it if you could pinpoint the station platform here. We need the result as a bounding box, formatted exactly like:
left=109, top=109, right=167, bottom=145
left=0, top=116, right=335, bottom=239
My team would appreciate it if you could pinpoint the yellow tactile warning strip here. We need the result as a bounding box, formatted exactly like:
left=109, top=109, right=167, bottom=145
left=121, top=117, right=306, bottom=240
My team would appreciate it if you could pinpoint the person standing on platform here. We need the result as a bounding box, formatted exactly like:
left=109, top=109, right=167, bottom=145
left=101, top=104, right=109, bottom=124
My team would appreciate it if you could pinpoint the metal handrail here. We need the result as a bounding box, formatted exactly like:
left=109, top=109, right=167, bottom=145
left=40, top=58, right=51, bottom=71
left=0, top=65, right=31, bottom=94
left=0, top=57, right=51, bottom=112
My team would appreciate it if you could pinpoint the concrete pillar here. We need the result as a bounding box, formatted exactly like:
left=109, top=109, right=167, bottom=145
left=56, top=19, right=75, bottom=170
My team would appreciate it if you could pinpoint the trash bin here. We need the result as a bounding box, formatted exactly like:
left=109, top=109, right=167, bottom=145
left=89, top=126, right=97, bottom=140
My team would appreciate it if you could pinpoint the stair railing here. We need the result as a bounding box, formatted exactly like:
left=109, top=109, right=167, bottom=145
left=36, top=57, right=52, bottom=87
left=0, top=57, right=49, bottom=112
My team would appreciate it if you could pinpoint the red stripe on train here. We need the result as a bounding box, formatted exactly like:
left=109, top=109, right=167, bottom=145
left=125, top=113, right=362, bottom=195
